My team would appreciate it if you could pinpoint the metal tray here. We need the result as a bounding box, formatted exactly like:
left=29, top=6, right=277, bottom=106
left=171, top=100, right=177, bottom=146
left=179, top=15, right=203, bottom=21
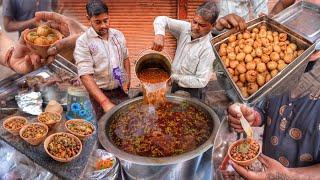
left=211, top=16, right=315, bottom=105
left=0, top=55, right=77, bottom=106
left=273, top=1, right=320, bottom=43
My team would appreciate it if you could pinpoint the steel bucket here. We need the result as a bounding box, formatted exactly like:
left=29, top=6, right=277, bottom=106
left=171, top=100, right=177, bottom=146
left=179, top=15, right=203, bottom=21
left=135, top=49, right=172, bottom=81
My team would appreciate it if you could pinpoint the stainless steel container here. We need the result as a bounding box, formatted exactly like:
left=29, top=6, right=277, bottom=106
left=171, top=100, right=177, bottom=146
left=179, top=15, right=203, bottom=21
left=98, top=95, right=220, bottom=179
left=211, top=15, right=316, bottom=105
left=273, top=1, right=320, bottom=43
left=135, top=49, right=172, bottom=78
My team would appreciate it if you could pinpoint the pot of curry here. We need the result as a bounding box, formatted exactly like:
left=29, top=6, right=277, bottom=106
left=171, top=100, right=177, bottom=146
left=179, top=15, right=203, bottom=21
left=135, top=49, right=172, bottom=80
left=98, top=95, right=220, bottom=178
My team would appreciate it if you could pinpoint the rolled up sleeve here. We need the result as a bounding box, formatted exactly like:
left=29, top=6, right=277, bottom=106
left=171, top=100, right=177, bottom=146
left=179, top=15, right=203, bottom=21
left=74, top=36, right=94, bottom=76
left=153, top=16, right=190, bottom=39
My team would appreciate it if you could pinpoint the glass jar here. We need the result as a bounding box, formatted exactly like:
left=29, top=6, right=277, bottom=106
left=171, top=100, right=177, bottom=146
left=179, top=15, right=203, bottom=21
left=66, top=86, right=94, bottom=122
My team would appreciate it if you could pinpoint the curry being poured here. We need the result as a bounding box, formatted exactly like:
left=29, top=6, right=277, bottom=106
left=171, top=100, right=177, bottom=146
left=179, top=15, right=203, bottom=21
left=108, top=67, right=212, bottom=157
left=137, top=68, right=170, bottom=105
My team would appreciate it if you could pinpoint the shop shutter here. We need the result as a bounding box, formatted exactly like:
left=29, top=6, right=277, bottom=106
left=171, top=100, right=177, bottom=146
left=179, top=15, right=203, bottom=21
left=186, top=0, right=204, bottom=21
left=59, top=0, right=177, bottom=88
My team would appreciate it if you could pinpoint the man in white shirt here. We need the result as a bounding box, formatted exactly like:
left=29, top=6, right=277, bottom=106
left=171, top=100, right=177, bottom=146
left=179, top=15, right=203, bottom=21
left=74, top=0, right=130, bottom=117
left=152, top=2, right=246, bottom=99
left=218, top=0, right=268, bottom=21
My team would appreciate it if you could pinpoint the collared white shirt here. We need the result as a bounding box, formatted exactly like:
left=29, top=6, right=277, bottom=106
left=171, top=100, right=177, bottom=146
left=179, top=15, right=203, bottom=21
left=218, top=0, right=268, bottom=21
left=154, top=16, right=215, bottom=88
left=74, top=27, right=129, bottom=90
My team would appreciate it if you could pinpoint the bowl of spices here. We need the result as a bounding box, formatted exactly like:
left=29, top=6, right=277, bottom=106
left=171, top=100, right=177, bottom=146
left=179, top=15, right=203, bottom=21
left=44, top=132, right=82, bottom=162
left=3, top=116, right=28, bottom=135
left=65, top=119, right=95, bottom=140
left=38, top=111, right=62, bottom=128
left=19, top=122, right=48, bottom=145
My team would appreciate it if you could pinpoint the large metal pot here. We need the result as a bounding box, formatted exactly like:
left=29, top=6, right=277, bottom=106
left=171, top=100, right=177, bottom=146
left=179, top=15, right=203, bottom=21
left=98, top=95, right=220, bottom=179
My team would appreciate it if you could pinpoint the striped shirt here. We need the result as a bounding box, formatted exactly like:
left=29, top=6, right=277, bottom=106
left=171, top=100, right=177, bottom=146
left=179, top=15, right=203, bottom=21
left=74, top=27, right=129, bottom=90
left=218, top=0, right=268, bottom=21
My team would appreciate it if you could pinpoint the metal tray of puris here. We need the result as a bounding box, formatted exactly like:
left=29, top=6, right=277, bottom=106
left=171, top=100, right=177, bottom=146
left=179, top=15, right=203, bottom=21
left=211, top=15, right=315, bottom=105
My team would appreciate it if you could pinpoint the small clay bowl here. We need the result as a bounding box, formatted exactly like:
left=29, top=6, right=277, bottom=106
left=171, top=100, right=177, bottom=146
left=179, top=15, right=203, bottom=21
left=228, top=138, right=261, bottom=166
left=3, top=116, right=28, bottom=135
left=44, top=132, right=82, bottom=162
left=19, top=122, right=48, bottom=145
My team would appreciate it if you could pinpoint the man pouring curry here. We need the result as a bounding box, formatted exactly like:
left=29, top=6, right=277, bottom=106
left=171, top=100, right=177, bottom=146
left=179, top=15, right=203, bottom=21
left=151, top=2, right=246, bottom=100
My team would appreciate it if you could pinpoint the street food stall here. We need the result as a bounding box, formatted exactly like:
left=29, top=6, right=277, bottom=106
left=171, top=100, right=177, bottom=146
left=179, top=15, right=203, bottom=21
left=0, top=1, right=320, bottom=180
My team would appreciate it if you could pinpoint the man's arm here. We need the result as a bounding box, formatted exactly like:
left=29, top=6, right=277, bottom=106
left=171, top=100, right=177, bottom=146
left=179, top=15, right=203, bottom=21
left=153, top=16, right=190, bottom=39
left=0, top=29, right=45, bottom=74
left=270, top=0, right=295, bottom=17
left=0, top=30, right=16, bottom=66
left=2, top=0, right=36, bottom=32
left=232, top=154, right=320, bottom=180
left=172, top=48, right=214, bottom=88
left=152, top=16, right=190, bottom=51
left=288, top=164, right=320, bottom=179
left=80, top=75, right=114, bottom=113
left=3, top=16, right=36, bottom=32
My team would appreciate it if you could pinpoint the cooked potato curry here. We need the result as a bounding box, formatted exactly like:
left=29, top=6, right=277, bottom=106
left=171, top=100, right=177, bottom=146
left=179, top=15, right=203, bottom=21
left=138, top=68, right=170, bottom=105
left=38, top=112, right=60, bottom=123
left=230, top=139, right=260, bottom=161
left=47, top=134, right=81, bottom=159
left=138, top=68, right=170, bottom=83
left=4, top=118, right=26, bottom=130
left=22, top=124, right=47, bottom=138
left=66, top=121, right=94, bottom=136
left=109, top=102, right=212, bottom=157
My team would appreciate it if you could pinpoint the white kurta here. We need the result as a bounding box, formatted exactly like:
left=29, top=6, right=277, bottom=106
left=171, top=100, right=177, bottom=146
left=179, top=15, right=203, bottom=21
left=154, top=16, right=215, bottom=88
left=74, top=27, right=129, bottom=90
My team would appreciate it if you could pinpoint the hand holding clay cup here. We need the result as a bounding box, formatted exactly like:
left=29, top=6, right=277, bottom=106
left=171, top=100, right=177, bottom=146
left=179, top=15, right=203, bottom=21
left=24, top=25, right=63, bottom=58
